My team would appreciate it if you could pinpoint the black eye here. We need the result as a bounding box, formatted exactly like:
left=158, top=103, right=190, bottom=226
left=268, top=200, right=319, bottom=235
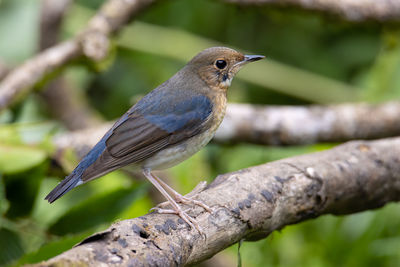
left=215, top=59, right=227, bottom=69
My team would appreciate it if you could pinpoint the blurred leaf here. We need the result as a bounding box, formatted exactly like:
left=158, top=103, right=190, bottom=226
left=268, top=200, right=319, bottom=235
left=0, top=109, right=13, bottom=124
left=117, top=21, right=360, bottom=104
left=49, top=183, right=148, bottom=235
left=362, top=29, right=400, bottom=102
left=33, top=171, right=135, bottom=229
left=0, top=126, right=22, bottom=146
left=117, top=193, right=152, bottom=220
left=0, top=144, right=46, bottom=174
left=15, top=231, right=89, bottom=266
left=0, top=174, right=9, bottom=217
left=0, top=0, right=38, bottom=63
left=0, top=228, right=24, bottom=266
left=370, top=237, right=400, bottom=257
left=5, top=162, right=47, bottom=218
left=31, top=178, right=72, bottom=229
left=0, top=122, right=56, bottom=147
left=14, top=95, right=46, bottom=123
left=169, top=149, right=212, bottom=193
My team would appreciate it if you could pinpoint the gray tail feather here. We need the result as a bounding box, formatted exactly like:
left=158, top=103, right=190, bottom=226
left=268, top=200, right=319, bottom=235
left=45, top=172, right=82, bottom=203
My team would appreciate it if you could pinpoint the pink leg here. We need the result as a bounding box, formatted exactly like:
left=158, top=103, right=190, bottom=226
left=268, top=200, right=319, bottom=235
left=142, top=168, right=203, bottom=233
left=152, top=175, right=212, bottom=212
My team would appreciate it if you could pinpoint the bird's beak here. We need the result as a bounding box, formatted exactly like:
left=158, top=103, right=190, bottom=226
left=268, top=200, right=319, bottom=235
left=244, top=54, right=265, bottom=62
left=235, top=54, right=265, bottom=67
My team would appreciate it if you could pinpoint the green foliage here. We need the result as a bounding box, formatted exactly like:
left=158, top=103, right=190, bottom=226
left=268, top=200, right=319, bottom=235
left=0, top=0, right=400, bottom=266
left=0, top=0, right=38, bottom=63
left=0, top=228, right=24, bottom=266
left=0, top=145, right=46, bottom=174
left=48, top=183, right=148, bottom=235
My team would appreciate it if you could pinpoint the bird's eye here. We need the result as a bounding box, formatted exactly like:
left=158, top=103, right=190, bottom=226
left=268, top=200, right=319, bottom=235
left=215, top=59, right=227, bottom=69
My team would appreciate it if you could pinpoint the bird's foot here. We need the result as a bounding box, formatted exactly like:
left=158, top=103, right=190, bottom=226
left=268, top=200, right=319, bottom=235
left=149, top=207, right=189, bottom=213
left=175, top=194, right=212, bottom=212
left=142, top=170, right=206, bottom=235
left=155, top=181, right=212, bottom=212
left=155, top=193, right=212, bottom=213
left=150, top=205, right=204, bottom=234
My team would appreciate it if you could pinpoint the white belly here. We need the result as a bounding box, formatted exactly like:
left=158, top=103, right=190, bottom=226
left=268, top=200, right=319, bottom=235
left=142, top=129, right=215, bottom=170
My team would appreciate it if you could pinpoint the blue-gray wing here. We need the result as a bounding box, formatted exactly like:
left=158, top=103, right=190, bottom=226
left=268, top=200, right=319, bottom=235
left=79, top=94, right=213, bottom=181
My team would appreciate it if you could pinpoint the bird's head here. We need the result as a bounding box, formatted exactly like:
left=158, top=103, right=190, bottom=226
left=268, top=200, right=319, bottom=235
left=188, top=47, right=264, bottom=91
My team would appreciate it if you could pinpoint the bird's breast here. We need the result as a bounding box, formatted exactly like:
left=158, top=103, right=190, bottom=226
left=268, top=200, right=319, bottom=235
left=209, top=90, right=228, bottom=131
left=142, top=91, right=227, bottom=170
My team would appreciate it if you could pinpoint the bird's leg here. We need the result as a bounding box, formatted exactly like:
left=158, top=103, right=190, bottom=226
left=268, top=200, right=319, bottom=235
left=153, top=177, right=212, bottom=212
left=142, top=168, right=202, bottom=233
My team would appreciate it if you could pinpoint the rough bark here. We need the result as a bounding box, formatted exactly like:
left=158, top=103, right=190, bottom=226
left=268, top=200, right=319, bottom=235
left=52, top=102, right=400, bottom=156
left=35, top=137, right=400, bottom=266
left=224, top=0, right=400, bottom=22
left=0, top=0, right=155, bottom=111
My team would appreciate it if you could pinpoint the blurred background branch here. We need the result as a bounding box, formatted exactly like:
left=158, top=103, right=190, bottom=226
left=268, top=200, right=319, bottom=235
left=215, top=102, right=400, bottom=145
left=223, top=0, right=400, bottom=22
left=37, top=137, right=400, bottom=266
left=52, top=101, right=400, bottom=157
left=39, top=0, right=101, bottom=130
left=0, top=0, right=155, bottom=111
left=39, top=0, right=72, bottom=51
left=0, top=60, right=10, bottom=81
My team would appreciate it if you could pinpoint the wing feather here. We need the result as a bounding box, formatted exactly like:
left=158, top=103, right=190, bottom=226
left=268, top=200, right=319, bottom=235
left=79, top=94, right=213, bottom=182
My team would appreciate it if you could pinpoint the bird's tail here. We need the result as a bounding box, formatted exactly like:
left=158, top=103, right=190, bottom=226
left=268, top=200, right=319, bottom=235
left=45, top=133, right=110, bottom=203
left=45, top=169, right=83, bottom=203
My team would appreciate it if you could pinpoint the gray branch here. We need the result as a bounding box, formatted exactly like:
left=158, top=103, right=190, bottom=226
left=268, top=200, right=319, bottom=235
left=215, top=102, right=400, bottom=145
left=39, top=0, right=102, bottom=130
left=36, top=136, right=400, bottom=266
left=0, top=60, right=10, bottom=81
left=0, top=0, right=155, bottom=111
left=224, top=0, right=400, bottom=22
left=53, top=102, right=400, bottom=155
left=39, top=0, right=72, bottom=51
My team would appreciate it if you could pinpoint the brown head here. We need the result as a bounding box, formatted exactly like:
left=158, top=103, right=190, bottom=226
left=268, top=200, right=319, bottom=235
left=187, top=47, right=264, bottom=91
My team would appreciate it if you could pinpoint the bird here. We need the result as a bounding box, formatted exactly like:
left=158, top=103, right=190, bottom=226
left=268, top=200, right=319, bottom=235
left=45, top=47, right=264, bottom=231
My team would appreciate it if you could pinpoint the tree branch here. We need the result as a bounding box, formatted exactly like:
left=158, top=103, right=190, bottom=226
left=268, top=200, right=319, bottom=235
left=0, top=0, right=155, bottom=111
left=0, top=61, right=10, bottom=81
left=39, top=0, right=72, bottom=51
left=36, top=136, right=400, bottom=266
left=215, top=102, right=400, bottom=145
left=39, top=0, right=102, bottom=130
left=223, top=0, right=400, bottom=22
left=52, top=102, right=400, bottom=156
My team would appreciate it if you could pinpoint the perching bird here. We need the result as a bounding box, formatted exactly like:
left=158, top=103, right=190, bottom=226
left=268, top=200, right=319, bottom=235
left=45, top=47, right=264, bottom=231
